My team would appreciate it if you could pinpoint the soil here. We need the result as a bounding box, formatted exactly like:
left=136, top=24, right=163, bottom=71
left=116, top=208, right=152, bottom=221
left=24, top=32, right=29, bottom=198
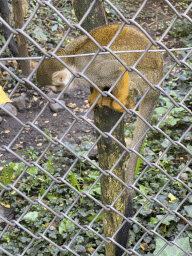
left=0, top=84, right=97, bottom=166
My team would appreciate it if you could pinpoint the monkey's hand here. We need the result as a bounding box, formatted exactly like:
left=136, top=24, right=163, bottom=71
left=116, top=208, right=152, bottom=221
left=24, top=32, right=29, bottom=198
left=88, top=88, right=112, bottom=109
left=89, top=87, right=135, bottom=112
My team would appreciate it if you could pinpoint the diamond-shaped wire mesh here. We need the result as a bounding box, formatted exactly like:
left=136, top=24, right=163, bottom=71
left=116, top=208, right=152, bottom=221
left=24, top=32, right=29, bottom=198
left=0, top=0, right=192, bottom=255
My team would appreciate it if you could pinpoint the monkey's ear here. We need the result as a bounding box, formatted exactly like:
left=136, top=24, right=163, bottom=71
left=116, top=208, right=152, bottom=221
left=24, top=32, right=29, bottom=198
left=95, top=60, right=123, bottom=79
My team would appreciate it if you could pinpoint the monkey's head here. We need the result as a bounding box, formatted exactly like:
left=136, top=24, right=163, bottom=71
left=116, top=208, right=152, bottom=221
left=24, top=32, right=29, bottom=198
left=50, top=68, right=72, bottom=92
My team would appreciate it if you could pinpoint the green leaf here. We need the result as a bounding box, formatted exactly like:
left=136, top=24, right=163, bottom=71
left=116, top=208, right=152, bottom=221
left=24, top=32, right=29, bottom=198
left=59, top=218, right=75, bottom=234
left=166, top=117, right=179, bottom=126
left=155, top=107, right=167, bottom=116
left=150, top=217, right=158, bottom=225
left=139, top=185, right=147, bottom=195
left=154, top=237, right=191, bottom=255
left=52, top=24, right=58, bottom=31
left=161, top=138, right=170, bottom=148
left=184, top=205, right=192, bottom=217
left=27, top=166, right=38, bottom=175
left=12, top=162, right=25, bottom=173
left=33, top=27, right=47, bottom=42
left=23, top=211, right=39, bottom=221
left=135, top=142, right=147, bottom=176
left=59, top=220, right=67, bottom=233
left=90, top=186, right=101, bottom=195
left=87, top=213, right=103, bottom=222
left=156, top=215, right=175, bottom=225
left=69, top=171, right=81, bottom=191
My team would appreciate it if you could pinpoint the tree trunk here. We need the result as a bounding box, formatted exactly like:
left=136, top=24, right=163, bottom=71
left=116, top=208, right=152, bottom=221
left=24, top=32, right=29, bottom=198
left=72, top=0, right=108, bottom=32
left=94, top=108, right=128, bottom=256
left=72, top=1, right=127, bottom=255
left=12, top=0, right=31, bottom=76
left=0, top=0, right=19, bottom=57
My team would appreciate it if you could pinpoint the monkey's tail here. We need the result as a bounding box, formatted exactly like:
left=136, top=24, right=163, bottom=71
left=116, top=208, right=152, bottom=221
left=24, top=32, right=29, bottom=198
left=115, top=194, right=133, bottom=256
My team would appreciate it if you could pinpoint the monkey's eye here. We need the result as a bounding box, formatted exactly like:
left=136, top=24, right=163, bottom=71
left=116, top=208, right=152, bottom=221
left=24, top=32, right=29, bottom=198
left=103, top=86, right=110, bottom=91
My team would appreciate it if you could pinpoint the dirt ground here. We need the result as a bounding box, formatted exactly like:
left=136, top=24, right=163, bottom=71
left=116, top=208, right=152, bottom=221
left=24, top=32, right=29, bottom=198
left=0, top=84, right=97, bottom=166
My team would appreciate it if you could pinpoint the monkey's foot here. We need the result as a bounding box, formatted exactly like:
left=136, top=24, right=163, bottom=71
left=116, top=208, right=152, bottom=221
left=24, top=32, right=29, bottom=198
left=88, top=95, right=103, bottom=108
left=89, top=92, right=126, bottom=112
left=89, top=95, right=113, bottom=109
left=112, top=100, right=125, bottom=112
left=101, top=97, right=112, bottom=109
left=89, top=88, right=135, bottom=113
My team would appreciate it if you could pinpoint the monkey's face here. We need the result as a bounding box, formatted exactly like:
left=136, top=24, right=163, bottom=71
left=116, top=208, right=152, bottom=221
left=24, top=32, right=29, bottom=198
left=51, top=69, right=72, bottom=92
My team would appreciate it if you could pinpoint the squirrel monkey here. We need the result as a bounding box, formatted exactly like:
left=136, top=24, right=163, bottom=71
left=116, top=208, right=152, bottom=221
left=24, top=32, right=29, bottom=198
left=37, top=24, right=163, bottom=255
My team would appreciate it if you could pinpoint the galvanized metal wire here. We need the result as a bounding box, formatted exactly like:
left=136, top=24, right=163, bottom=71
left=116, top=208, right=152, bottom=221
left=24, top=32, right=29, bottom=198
left=0, top=0, right=192, bottom=255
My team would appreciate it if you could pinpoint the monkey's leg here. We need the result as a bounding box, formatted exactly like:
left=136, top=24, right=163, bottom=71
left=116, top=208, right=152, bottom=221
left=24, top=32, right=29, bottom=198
left=115, top=92, right=160, bottom=256
left=112, top=70, right=130, bottom=112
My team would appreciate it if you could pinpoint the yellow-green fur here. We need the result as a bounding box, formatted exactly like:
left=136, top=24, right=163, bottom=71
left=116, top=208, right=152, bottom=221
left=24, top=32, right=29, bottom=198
left=36, top=24, right=163, bottom=110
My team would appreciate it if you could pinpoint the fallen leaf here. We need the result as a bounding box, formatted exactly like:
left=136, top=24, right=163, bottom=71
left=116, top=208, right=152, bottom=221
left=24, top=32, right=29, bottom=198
left=5, top=130, right=10, bottom=134
left=67, top=103, right=76, bottom=108
left=168, top=193, right=176, bottom=202
left=42, top=223, right=49, bottom=227
left=12, top=144, right=21, bottom=150
left=49, top=225, right=56, bottom=231
left=30, top=61, right=38, bottom=69
left=140, top=243, right=149, bottom=250
left=86, top=247, right=95, bottom=253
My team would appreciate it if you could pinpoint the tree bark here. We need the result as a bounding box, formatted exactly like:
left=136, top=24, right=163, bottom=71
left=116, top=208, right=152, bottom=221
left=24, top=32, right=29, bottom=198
left=94, top=108, right=128, bottom=256
left=72, top=1, right=127, bottom=255
left=0, top=0, right=19, bottom=57
left=72, top=0, right=108, bottom=32
left=12, top=0, right=31, bottom=76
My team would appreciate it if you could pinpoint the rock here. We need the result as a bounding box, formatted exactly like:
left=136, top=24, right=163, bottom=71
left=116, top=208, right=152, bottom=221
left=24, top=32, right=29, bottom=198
left=0, top=103, right=17, bottom=116
left=49, top=100, right=66, bottom=112
left=0, top=204, right=15, bottom=223
left=125, top=137, right=132, bottom=148
left=11, top=95, right=26, bottom=112
left=47, top=91, right=64, bottom=100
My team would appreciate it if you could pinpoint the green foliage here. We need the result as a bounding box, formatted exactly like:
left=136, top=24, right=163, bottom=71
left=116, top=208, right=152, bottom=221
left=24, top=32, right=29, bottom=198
left=154, top=237, right=191, bottom=255
left=125, top=53, right=192, bottom=254
left=0, top=144, right=103, bottom=255
left=0, top=161, right=25, bottom=189
left=170, top=19, right=192, bottom=47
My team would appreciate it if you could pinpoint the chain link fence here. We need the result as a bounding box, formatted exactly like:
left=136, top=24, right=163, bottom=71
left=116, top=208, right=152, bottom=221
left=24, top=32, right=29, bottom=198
left=0, top=0, right=192, bottom=255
